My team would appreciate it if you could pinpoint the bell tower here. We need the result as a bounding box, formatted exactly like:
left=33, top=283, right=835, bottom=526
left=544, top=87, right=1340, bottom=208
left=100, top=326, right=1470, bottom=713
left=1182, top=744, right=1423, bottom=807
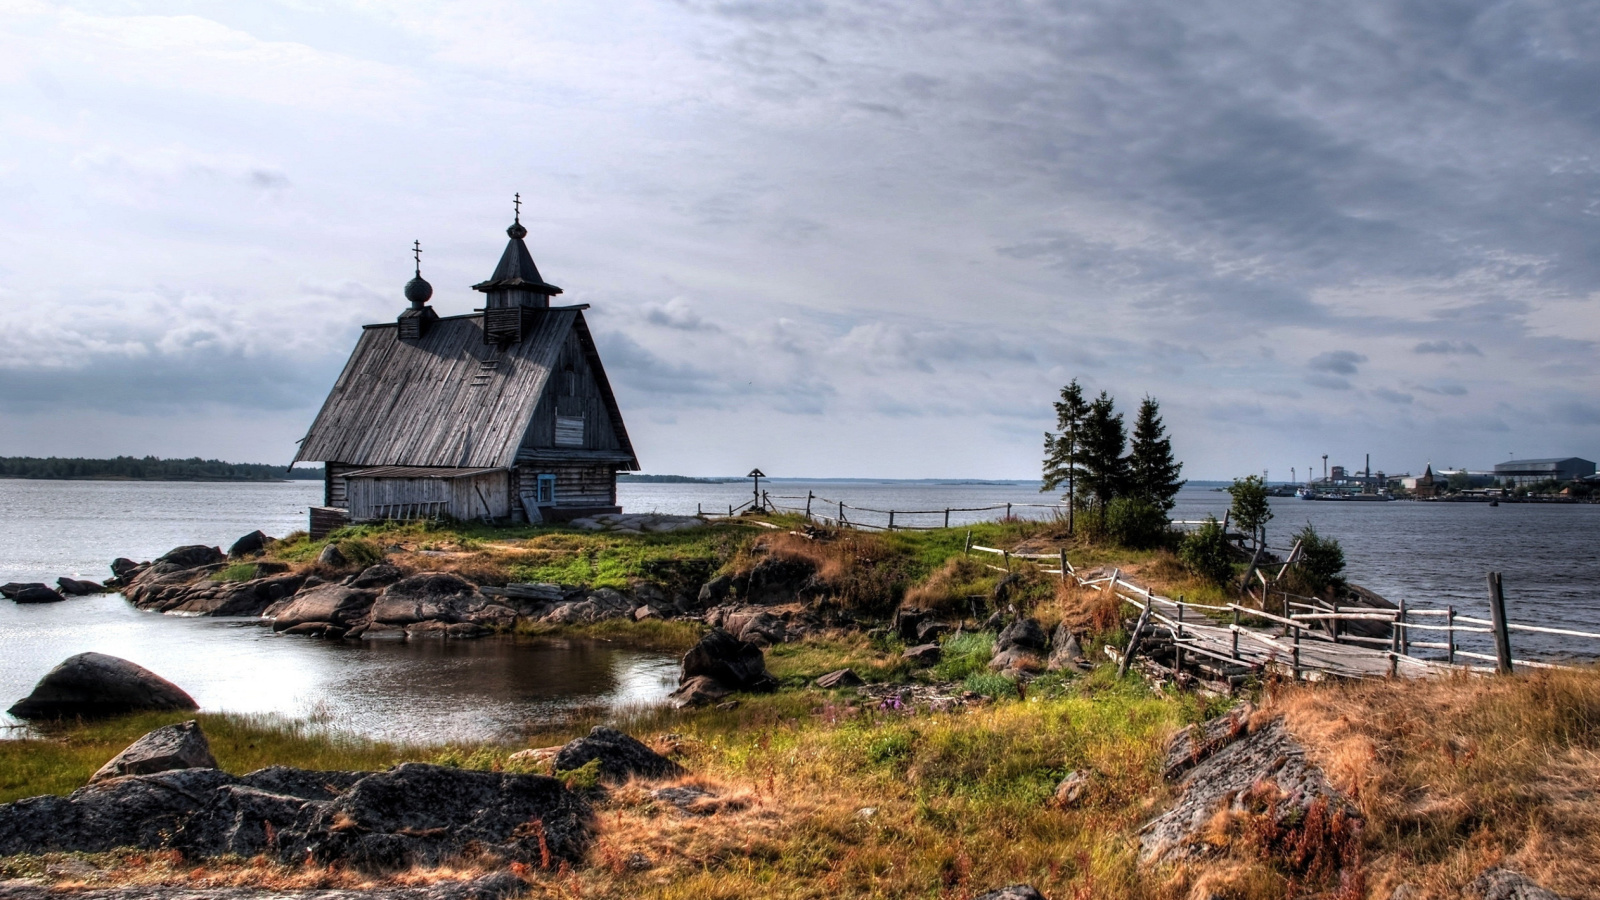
left=473, top=194, right=564, bottom=343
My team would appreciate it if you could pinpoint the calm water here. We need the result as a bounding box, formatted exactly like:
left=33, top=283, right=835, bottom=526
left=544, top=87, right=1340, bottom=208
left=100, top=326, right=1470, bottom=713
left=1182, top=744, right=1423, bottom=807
left=2, top=478, right=1597, bottom=742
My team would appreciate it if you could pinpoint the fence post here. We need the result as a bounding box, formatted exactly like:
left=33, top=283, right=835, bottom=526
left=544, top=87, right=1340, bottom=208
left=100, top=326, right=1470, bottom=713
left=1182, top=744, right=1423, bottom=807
left=944, top=508, right=950, bottom=529
left=728, top=504, right=733, bottom=517
left=1003, top=550, right=1012, bottom=571
left=806, top=491, right=813, bottom=518
left=1174, top=599, right=1185, bottom=674
left=964, top=529, right=972, bottom=556
left=1231, top=607, right=1241, bottom=662
left=1446, top=605, right=1456, bottom=666
left=762, top=489, right=770, bottom=512
left=1292, top=624, right=1301, bottom=681
left=697, top=502, right=702, bottom=516
left=1005, top=502, right=1012, bottom=520
left=1398, top=597, right=1408, bottom=656
left=839, top=501, right=845, bottom=525
left=888, top=510, right=895, bottom=531
left=1119, top=602, right=1154, bottom=678
left=1487, top=571, right=1513, bottom=675
left=1331, top=601, right=1341, bottom=643
left=1059, top=549, right=1068, bottom=583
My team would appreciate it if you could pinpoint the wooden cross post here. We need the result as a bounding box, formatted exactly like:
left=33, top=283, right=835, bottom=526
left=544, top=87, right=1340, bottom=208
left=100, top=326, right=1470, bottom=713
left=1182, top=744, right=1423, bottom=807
left=1118, top=602, right=1154, bottom=679
left=1487, top=572, right=1513, bottom=675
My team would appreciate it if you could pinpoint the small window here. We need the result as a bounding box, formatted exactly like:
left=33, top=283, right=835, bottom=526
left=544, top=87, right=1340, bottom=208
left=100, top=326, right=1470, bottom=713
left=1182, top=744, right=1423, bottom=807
left=564, top=366, right=578, bottom=396
left=554, top=415, right=585, bottom=447
left=537, top=474, right=555, bottom=505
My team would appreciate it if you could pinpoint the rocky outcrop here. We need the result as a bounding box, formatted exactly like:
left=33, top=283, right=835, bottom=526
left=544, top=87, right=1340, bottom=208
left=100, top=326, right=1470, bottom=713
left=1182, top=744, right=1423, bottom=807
left=743, top=555, right=821, bottom=604
left=902, top=643, right=942, bottom=665
left=816, top=668, right=863, bottom=689
left=667, top=675, right=730, bottom=708
left=1046, top=623, right=1088, bottom=672
left=1139, top=710, right=1353, bottom=865
left=351, top=563, right=405, bottom=588
left=149, top=545, right=226, bottom=576
left=56, top=577, right=107, bottom=596
left=7, top=652, right=198, bottom=719
left=680, top=629, right=777, bottom=692
left=0, top=726, right=592, bottom=871
left=0, top=874, right=531, bottom=900
left=226, top=530, right=273, bottom=559
left=553, top=727, right=684, bottom=783
left=127, top=572, right=306, bottom=617
left=272, top=584, right=379, bottom=635
left=5, top=584, right=62, bottom=604
left=91, top=720, right=218, bottom=783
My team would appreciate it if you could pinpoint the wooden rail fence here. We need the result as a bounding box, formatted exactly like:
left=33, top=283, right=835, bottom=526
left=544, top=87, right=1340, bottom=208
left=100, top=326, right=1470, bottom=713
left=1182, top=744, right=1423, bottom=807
left=698, top=490, right=1070, bottom=531
left=963, top=543, right=1598, bottom=682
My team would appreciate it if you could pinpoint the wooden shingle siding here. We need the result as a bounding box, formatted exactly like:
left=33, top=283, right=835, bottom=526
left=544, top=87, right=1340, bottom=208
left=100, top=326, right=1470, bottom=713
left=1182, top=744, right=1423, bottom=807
left=516, top=463, right=616, bottom=508
left=346, top=469, right=510, bottom=522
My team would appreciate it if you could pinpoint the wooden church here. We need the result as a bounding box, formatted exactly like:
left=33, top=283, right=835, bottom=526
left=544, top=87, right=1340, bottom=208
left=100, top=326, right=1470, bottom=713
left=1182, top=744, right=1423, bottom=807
left=295, top=201, right=638, bottom=535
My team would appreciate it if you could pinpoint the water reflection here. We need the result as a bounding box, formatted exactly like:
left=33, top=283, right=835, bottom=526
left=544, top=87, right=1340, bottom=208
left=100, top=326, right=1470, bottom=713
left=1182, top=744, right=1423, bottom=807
left=0, top=595, right=680, bottom=744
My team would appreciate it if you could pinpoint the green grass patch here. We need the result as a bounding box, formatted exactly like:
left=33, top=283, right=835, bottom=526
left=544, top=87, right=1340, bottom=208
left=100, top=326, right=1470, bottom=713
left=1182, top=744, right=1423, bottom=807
left=933, top=630, right=996, bottom=681
left=513, top=617, right=705, bottom=652
left=766, top=633, right=914, bottom=685
left=211, top=562, right=260, bottom=582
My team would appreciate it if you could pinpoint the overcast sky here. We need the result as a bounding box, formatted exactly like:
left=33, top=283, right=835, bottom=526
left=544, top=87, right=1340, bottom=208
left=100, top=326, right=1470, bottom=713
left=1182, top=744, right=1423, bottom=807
left=2, top=0, right=1598, bottom=479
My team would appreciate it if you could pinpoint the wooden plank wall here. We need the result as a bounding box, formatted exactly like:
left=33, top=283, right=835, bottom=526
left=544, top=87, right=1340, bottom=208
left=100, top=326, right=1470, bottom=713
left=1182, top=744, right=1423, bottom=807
left=515, top=462, right=616, bottom=509
left=523, top=329, right=622, bottom=453
left=347, top=471, right=511, bottom=521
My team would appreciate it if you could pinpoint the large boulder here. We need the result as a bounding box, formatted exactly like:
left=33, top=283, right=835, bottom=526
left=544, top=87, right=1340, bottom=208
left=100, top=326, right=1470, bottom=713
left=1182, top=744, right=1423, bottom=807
left=1140, top=713, right=1353, bottom=864
left=227, top=530, right=273, bottom=559
left=164, top=573, right=307, bottom=617
left=0, top=758, right=591, bottom=872
left=110, top=557, right=144, bottom=579
left=351, top=563, right=405, bottom=588
left=816, top=668, right=864, bottom=689
left=56, top=577, right=107, bottom=596
left=7, top=652, right=198, bottom=719
left=680, top=629, right=776, bottom=692
left=301, top=763, right=592, bottom=870
left=11, top=584, right=63, bottom=604
left=996, top=617, right=1048, bottom=653
left=1047, top=623, right=1088, bottom=672
left=317, top=543, right=349, bottom=568
left=271, top=584, right=377, bottom=631
left=369, top=573, right=479, bottom=625
left=91, top=720, right=218, bottom=783
left=667, top=675, right=731, bottom=708
left=150, top=545, right=226, bottom=576
left=553, top=726, right=685, bottom=783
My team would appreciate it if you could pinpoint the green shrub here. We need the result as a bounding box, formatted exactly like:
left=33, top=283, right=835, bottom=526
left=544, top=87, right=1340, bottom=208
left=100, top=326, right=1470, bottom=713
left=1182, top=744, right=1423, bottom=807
left=1291, top=523, right=1346, bottom=591
left=962, top=672, right=1019, bottom=701
left=1103, top=497, right=1170, bottom=550
left=933, top=631, right=996, bottom=682
left=212, top=562, right=259, bottom=583
left=336, top=538, right=384, bottom=568
left=1179, top=516, right=1234, bottom=586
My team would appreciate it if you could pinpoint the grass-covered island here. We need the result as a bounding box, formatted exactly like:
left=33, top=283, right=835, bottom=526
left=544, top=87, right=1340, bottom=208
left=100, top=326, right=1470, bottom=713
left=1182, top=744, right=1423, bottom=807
left=4, top=513, right=1597, bottom=900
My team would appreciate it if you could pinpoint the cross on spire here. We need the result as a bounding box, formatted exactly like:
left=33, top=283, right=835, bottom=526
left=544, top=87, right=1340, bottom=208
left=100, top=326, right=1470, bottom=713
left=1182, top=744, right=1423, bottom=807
left=513, top=192, right=521, bottom=221
left=412, top=240, right=423, bottom=275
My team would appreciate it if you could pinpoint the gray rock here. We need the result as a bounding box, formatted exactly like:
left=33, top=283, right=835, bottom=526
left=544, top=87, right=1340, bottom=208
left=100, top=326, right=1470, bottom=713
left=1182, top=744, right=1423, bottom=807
left=162, top=573, right=306, bottom=617
left=7, top=652, right=198, bottom=719
left=697, top=574, right=733, bottom=606
left=815, top=668, right=864, bottom=689
left=989, top=647, right=1044, bottom=674
left=667, top=675, right=730, bottom=709
left=916, top=620, right=951, bottom=643
left=0, top=872, right=529, bottom=900
left=301, top=763, right=592, bottom=871
left=351, top=563, right=405, bottom=588
left=680, top=629, right=776, bottom=692
left=996, top=617, right=1048, bottom=653
left=150, top=545, right=225, bottom=575
left=553, top=726, right=684, bottom=783
left=238, top=765, right=370, bottom=800
left=272, top=584, right=377, bottom=631
left=0, top=767, right=237, bottom=855
left=91, top=720, right=217, bottom=783
left=1469, top=868, right=1570, bottom=900
left=0, top=582, right=42, bottom=599
left=893, top=607, right=931, bottom=642
left=744, top=556, right=818, bottom=604
left=370, top=572, right=480, bottom=624
left=736, top=610, right=787, bottom=646
left=1046, top=623, right=1088, bottom=672
left=56, top=577, right=106, bottom=596
left=901, top=643, right=943, bottom=665
left=1139, top=715, right=1351, bottom=864
left=316, top=542, right=348, bottom=567
left=1160, top=703, right=1253, bottom=780
left=1052, top=771, right=1089, bottom=808
left=974, top=887, right=1046, bottom=900
left=12, top=585, right=63, bottom=604
left=110, top=558, right=143, bottom=579
left=226, top=530, right=272, bottom=559
left=634, top=605, right=662, bottom=621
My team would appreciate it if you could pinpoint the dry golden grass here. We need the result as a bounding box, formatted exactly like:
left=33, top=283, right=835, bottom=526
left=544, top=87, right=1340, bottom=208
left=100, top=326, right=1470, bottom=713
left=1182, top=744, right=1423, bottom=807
left=1270, top=667, right=1600, bottom=900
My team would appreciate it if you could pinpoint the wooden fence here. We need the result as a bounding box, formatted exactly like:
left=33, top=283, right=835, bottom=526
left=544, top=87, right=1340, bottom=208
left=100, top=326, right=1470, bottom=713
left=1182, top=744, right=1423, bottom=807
left=965, top=543, right=1598, bottom=681
left=698, top=490, right=1070, bottom=531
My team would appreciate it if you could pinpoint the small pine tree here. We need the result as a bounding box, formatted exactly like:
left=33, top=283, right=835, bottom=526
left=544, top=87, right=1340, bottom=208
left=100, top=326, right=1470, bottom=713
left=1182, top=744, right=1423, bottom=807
left=1076, top=391, right=1129, bottom=515
left=1126, top=396, right=1185, bottom=512
left=1042, top=380, right=1091, bottom=528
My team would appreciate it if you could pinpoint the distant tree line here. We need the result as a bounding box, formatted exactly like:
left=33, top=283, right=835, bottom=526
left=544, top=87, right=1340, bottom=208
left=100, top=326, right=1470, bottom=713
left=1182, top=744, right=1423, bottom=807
left=0, top=456, right=322, bottom=482
left=1041, top=380, right=1185, bottom=547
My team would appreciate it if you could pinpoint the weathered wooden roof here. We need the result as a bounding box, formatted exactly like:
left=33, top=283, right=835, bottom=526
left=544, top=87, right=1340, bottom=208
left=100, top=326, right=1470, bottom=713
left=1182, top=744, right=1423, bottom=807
left=342, top=466, right=506, bottom=479
left=294, top=308, right=637, bottom=470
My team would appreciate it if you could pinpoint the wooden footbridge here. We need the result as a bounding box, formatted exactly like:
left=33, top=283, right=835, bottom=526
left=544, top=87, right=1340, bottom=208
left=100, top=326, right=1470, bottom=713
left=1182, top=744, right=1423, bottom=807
left=966, top=544, right=1598, bottom=688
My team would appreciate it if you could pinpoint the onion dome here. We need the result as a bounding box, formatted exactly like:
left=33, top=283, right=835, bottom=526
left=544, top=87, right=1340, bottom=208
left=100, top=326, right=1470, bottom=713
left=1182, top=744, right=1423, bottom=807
left=404, top=272, right=433, bottom=308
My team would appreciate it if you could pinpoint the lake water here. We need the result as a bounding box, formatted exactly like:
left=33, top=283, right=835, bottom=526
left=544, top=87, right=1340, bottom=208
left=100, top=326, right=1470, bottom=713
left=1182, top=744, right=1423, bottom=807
left=2, top=478, right=1597, bottom=742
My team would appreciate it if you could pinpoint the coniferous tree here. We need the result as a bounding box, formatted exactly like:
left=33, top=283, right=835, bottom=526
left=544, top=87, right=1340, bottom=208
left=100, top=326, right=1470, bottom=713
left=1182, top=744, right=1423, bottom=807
left=1075, top=391, right=1128, bottom=514
left=1041, top=380, right=1091, bottom=531
left=1126, top=396, right=1185, bottom=512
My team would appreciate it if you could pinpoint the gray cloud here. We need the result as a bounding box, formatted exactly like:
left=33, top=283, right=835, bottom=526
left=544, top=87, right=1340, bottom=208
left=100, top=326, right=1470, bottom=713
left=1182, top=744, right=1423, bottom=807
left=1415, top=341, right=1483, bottom=355
left=1308, top=351, right=1368, bottom=376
